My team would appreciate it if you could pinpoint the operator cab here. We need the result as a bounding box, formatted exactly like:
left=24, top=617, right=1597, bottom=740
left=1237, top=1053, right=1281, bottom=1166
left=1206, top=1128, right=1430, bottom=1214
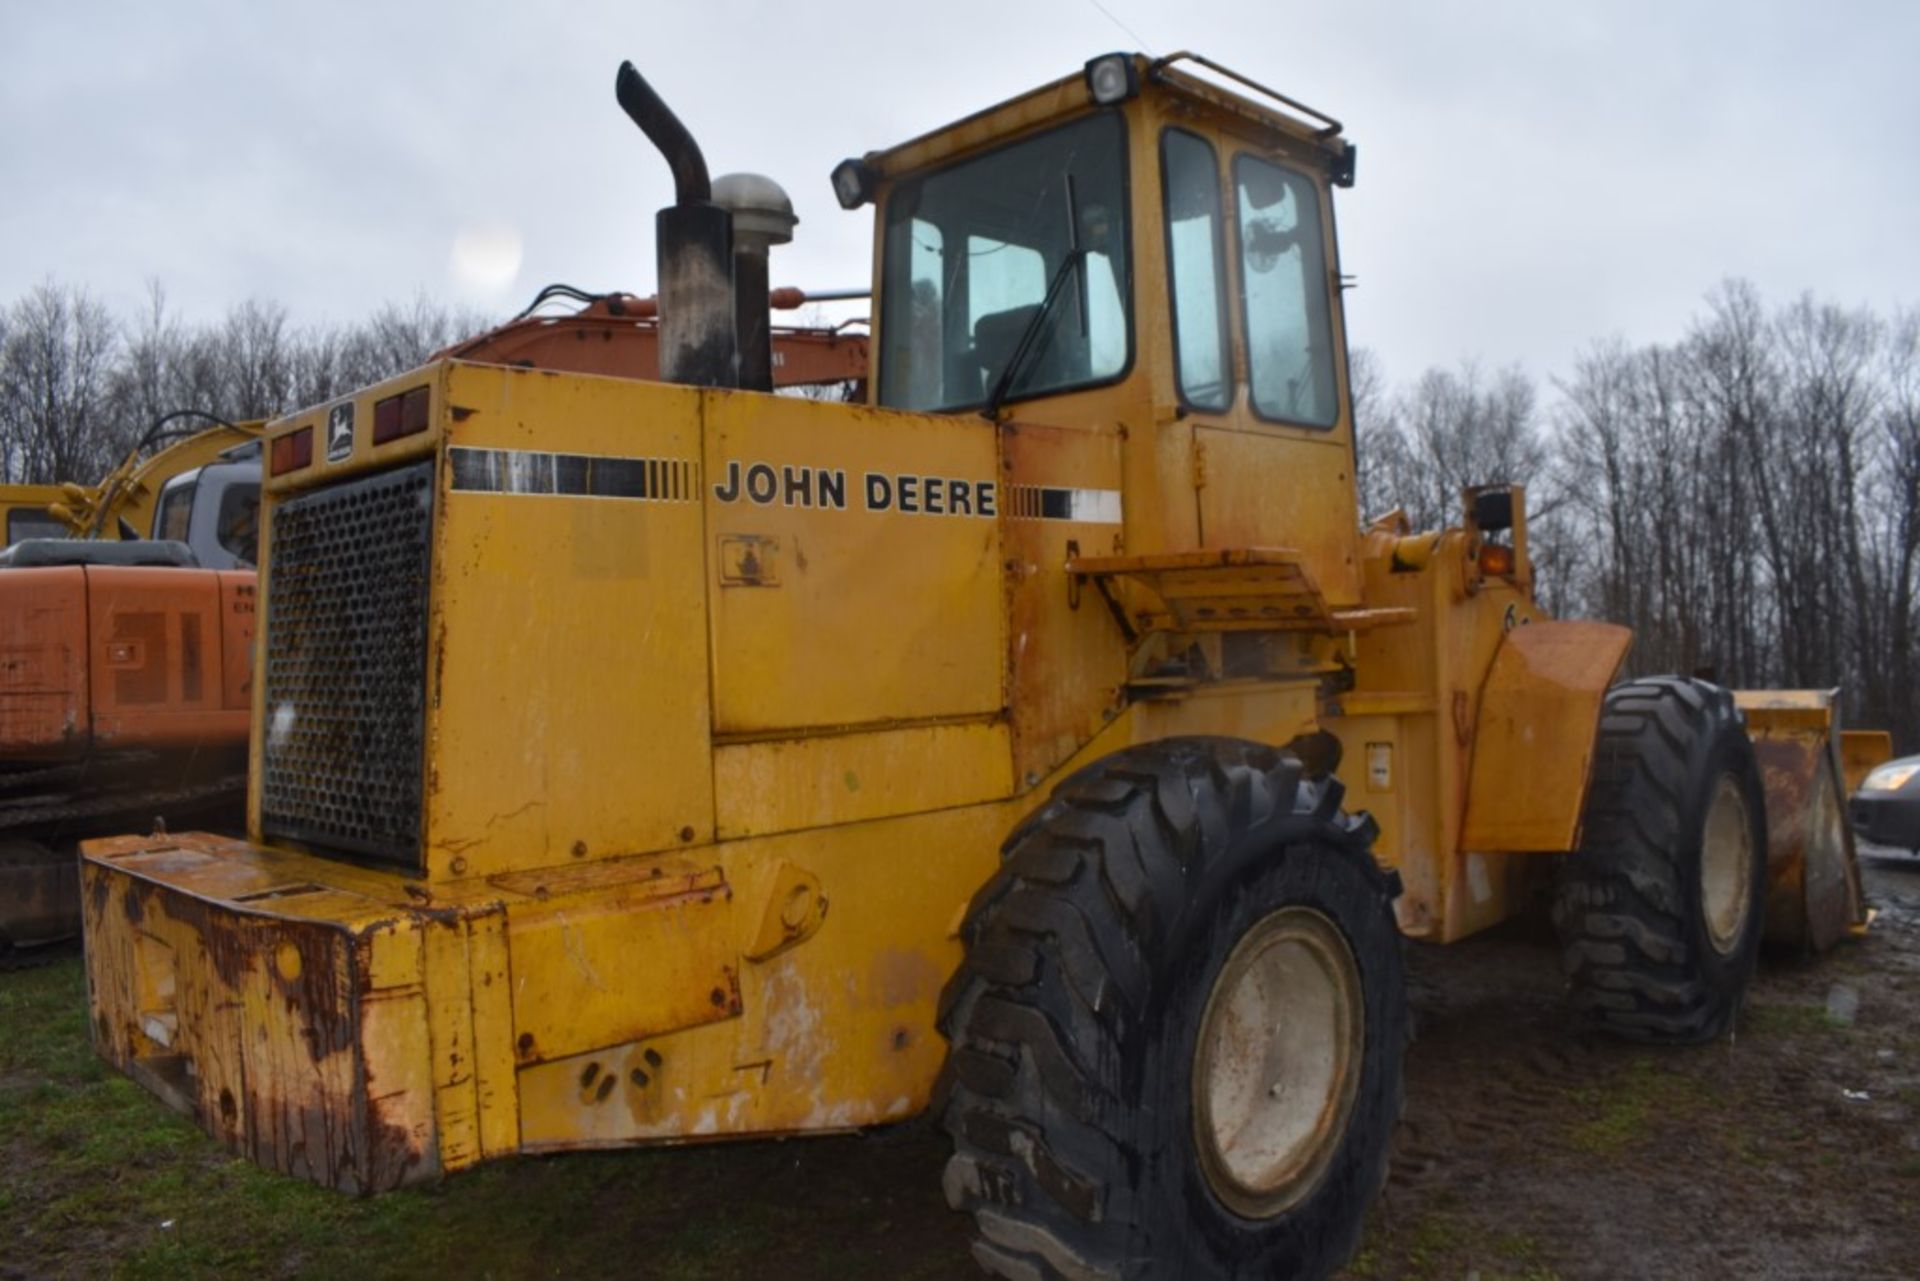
left=846, top=52, right=1362, bottom=596
left=150, top=441, right=262, bottom=570
left=859, top=52, right=1350, bottom=432
left=5, top=504, right=66, bottom=545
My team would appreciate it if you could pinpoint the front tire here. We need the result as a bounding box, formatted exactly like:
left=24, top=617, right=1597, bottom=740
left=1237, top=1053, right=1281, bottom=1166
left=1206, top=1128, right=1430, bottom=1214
left=1553, top=677, right=1768, bottom=1043
left=938, top=737, right=1405, bottom=1280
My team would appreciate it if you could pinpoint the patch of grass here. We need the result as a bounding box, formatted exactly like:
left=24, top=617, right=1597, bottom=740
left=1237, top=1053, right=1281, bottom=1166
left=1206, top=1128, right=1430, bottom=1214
left=1896, top=1158, right=1920, bottom=1179
left=1565, top=1057, right=1709, bottom=1156
left=1742, top=1002, right=1847, bottom=1037
left=1401, top=1208, right=1466, bottom=1272
left=1489, top=1229, right=1549, bottom=1262
left=1344, top=1205, right=1564, bottom=1281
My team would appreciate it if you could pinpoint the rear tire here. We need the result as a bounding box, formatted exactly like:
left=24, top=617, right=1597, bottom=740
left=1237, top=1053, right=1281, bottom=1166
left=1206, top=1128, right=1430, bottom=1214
left=1553, top=678, right=1768, bottom=1043
left=938, top=737, right=1405, bottom=1280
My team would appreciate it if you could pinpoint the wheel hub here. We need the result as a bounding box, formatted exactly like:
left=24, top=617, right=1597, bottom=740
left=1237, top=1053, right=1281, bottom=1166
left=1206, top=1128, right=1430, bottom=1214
left=1192, top=905, right=1363, bottom=1218
left=1700, top=773, right=1754, bottom=955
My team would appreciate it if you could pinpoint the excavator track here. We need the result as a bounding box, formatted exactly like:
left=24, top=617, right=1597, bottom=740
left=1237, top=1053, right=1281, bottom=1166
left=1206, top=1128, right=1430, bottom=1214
left=0, top=766, right=246, bottom=961
left=0, top=773, right=247, bottom=834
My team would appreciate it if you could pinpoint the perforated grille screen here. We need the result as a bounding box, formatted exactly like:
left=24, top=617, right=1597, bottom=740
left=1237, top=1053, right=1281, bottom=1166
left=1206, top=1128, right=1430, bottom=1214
left=260, top=461, right=434, bottom=867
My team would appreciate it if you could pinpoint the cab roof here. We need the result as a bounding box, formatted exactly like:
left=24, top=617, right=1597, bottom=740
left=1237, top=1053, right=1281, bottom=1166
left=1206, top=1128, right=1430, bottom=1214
left=860, top=52, right=1355, bottom=187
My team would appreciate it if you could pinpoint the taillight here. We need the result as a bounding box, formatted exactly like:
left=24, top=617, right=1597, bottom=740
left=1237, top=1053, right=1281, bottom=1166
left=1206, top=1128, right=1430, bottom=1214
left=270, top=427, right=314, bottom=476
left=373, top=386, right=432, bottom=444
left=1479, top=543, right=1515, bottom=577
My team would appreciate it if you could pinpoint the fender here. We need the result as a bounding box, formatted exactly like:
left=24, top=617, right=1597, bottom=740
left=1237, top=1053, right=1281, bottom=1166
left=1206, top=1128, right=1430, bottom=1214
left=1459, top=620, right=1633, bottom=853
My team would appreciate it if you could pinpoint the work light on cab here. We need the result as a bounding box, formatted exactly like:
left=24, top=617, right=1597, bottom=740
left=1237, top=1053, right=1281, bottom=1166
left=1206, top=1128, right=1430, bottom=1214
left=830, top=157, right=874, bottom=210
left=1083, top=52, right=1138, bottom=104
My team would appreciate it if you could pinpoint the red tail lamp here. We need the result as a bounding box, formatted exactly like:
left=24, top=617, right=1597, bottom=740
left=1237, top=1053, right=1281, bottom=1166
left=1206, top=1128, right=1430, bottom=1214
left=269, top=427, right=314, bottom=476
left=373, top=386, right=432, bottom=444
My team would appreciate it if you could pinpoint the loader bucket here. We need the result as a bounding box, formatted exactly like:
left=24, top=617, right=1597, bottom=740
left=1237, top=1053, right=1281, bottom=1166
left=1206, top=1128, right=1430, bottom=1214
left=1732, top=690, right=1867, bottom=952
left=1840, top=729, right=1894, bottom=796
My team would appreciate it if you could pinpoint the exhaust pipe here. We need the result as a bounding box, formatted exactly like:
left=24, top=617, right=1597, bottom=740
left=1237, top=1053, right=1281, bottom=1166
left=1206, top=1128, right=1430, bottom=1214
left=615, top=61, right=737, bottom=388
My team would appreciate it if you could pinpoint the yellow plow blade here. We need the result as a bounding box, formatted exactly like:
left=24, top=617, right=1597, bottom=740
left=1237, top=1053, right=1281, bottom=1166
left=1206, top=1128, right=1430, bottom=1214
left=1733, top=690, right=1867, bottom=952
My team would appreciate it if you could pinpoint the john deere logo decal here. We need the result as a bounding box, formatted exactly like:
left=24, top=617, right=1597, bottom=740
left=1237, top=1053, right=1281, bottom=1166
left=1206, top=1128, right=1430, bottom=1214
left=326, top=403, right=354, bottom=462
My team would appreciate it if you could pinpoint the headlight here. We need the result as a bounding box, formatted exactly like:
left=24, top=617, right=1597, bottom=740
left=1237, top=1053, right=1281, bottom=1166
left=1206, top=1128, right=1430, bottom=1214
left=830, top=158, right=875, bottom=211
left=1083, top=54, right=1139, bottom=106
left=1862, top=763, right=1919, bottom=792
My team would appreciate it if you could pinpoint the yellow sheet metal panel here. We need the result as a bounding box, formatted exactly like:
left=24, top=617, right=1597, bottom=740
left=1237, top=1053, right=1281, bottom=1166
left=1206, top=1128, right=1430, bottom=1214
left=513, top=800, right=1010, bottom=1150
left=355, top=975, right=439, bottom=1182
left=424, top=915, right=483, bottom=1172
left=465, top=908, right=520, bottom=1161
left=703, top=391, right=1003, bottom=734
left=1121, top=412, right=1201, bottom=555
left=501, top=856, right=739, bottom=1066
left=80, top=839, right=446, bottom=1191
left=1321, top=712, right=1434, bottom=934
left=713, top=719, right=1014, bottom=840
left=427, top=366, right=715, bottom=879
left=1000, top=419, right=1130, bottom=785
left=1193, top=430, right=1362, bottom=605
left=515, top=686, right=1332, bottom=1152
left=1459, top=620, right=1633, bottom=854
left=1128, top=679, right=1319, bottom=749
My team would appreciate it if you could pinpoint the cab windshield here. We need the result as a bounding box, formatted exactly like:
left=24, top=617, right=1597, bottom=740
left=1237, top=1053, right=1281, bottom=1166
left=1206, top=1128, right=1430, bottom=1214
left=878, top=112, right=1130, bottom=413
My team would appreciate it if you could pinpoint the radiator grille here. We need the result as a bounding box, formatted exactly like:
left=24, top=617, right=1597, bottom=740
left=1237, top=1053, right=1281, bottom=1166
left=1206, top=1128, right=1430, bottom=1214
left=260, top=461, right=433, bottom=867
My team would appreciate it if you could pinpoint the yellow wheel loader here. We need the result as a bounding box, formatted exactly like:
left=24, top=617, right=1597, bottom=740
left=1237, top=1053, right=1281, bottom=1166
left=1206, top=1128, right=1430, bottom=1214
left=80, top=52, right=1864, bottom=1279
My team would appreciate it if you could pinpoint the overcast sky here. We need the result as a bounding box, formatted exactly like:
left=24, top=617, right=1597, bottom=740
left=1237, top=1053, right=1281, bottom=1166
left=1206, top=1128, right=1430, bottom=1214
left=3, top=1, right=1914, bottom=386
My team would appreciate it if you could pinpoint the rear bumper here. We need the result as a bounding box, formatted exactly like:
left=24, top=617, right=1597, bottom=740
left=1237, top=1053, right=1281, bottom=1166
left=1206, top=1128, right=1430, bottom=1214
left=1850, top=793, right=1920, bottom=851
left=81, top=832, right=509, bottom=1192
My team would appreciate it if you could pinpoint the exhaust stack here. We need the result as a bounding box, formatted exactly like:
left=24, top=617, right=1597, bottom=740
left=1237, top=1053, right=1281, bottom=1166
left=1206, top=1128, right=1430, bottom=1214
left=713, top=174, right=797, bottom=393
left=615, top=61, right=737, bottom=388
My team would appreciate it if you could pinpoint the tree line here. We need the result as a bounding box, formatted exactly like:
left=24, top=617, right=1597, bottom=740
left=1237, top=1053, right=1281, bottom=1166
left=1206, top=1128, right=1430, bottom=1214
left=1357, top=280, right=1920, bottom=750
left=4, top=276, right=1915, bottom=747
left=0, top=281, right=488, bottom=485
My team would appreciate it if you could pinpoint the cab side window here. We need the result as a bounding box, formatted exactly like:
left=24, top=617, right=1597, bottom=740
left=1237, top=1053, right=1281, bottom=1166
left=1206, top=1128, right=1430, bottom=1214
left=216, top=482, right=260, bottom=567
left=155, top=481, right=196, bottom=542
left=7, top=510, right=64, bottom=543
left=1161, top=130, right=1231, bottom=412
left=1234, top=154, right=1337, bottom=428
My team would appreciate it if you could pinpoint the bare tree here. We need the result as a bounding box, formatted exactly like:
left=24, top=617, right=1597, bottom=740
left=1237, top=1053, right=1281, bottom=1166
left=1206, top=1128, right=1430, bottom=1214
left=0, top=282, right=120, bottom=482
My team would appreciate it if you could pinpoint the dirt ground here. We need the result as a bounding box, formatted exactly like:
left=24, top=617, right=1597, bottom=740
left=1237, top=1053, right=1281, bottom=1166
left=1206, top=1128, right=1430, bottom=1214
left=1343, top=846, right=1920, bottom=1280
left=3, top=851, right=1917, bottom=1279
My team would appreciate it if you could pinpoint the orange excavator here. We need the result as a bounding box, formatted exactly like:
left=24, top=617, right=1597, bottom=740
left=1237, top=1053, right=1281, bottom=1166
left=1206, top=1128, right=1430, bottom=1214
left=438, top=283, right=869, bottom=388
left=0, top=296, right=868, bottom=965
left=0, top=428, right=261, bottom=966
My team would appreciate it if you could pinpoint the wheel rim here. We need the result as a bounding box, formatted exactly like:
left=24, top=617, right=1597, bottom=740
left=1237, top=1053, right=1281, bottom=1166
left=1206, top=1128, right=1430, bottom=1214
left=1192, top=906, right=1364, bottom=1219
left=1700, top=774, right=1754, bottom=955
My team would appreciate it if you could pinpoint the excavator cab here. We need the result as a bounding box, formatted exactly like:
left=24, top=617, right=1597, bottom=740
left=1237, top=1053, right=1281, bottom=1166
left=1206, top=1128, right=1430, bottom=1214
left=149, top=443, right=262, bottom=570
left=1, top=486, right=70, bottom=545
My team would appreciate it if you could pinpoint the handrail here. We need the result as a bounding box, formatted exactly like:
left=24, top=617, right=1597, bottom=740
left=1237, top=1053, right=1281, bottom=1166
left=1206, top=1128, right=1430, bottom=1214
left=1148, top=51, right=1343, bottom=138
